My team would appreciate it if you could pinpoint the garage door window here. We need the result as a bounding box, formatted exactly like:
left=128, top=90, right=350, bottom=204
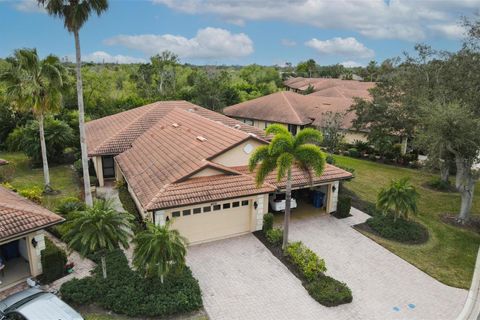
left=232, top=201, right=240, bottom=208
left=203, top=206, right=211, bottom=212
left=172, top=211, right=180, bottom=217
left=193, top=208, right=201, bottom=214
left=213, top=204, right=221, bottom=211
left=183, top=209, right=191, bottom=216
left=241, top=200, right=249, bottom=206
left=223, top=203, right=231, bottom=209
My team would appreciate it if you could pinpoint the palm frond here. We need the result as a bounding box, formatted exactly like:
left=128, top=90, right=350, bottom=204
left=269, top=133, right=294, bottom=156
left=248, top=145, right=269, bottom=172
left=295, top=144, right=326, bottom=176
left=265, top=123, right=289, bottom=136
left=276, top=153, right=294, bottom=182
left=294, top=128, right=323, bottom=148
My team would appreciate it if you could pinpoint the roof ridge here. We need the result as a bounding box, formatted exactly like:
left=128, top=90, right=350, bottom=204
left=281, top=91, right=304, bottom=124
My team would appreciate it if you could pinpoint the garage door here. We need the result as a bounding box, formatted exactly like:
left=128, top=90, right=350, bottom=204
left=169, top=199, right=252, bottom=244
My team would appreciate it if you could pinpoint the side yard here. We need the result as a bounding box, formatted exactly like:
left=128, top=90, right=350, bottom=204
left=334, top=155, right=480, bottom=289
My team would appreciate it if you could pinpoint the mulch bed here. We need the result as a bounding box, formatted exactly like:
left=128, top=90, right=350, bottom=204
left=353, top=221, right=429, bottom=245
left=441, top=213, right=480, bottom=234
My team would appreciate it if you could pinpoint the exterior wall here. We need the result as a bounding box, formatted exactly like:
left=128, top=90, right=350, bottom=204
left=327, top=181, right=340, bottom=213
left=212, top=138, right=266, bottom=167
left=190, top=167, right=226, bottom=178
left=27, top=231, right=45, bottom=277
left=154, top=194, right=269, bottom=245
left=343, top=130, right=368, bottom=144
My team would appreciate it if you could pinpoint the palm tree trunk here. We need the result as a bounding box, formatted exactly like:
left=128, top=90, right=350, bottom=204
left=282, top=168, right=292, bottom=250
left=101, top=255, right=107, bottom=279
left=74, top=29, right=93, bottom=207
left=38, top=113, right=51, bottom=192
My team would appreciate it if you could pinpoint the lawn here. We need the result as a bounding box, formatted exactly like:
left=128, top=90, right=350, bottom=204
left=334, top=155, right=480, bottom=289
left=0, top=152, right=81, bottom=211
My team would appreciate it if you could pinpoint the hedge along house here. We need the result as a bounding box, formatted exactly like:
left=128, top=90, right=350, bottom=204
left=0, top=186, right=64, bottom=290
left=86, top=101, right=352, bottom=245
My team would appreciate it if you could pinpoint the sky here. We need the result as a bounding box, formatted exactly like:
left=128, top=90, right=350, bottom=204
left=0, top=0, right=478, bottom=66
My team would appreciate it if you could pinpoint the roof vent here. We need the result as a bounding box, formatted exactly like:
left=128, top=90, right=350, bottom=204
left=187, top=108, right=195, bottom=112
left=248, top=133, right=257, bottom=137
left=233, top=124, right=241, bottom=129
left=196, top=136, right=207, bottom=142
left=172, top=123, right=180, bottom=128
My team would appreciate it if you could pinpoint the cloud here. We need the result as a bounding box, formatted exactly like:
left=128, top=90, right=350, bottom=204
left=11, top=0, right=45, bottom=13
left=152, top=0, right=477, bottom=41
left=306, top=37, right=375, bottom=59
left=80, top=51, right=147, bottom=64
left=281, top=39, right=297, bottom=47
left=104, top=27, right=253, bottom=60
left=341, top=61, right=363, bottom=68
left=429, top=24, right=467, bottom=40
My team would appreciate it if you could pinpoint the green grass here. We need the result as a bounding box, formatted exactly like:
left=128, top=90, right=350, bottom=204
left=0, top=152, right=81, bottom=211
left=334, top=155, right=480, bottom=289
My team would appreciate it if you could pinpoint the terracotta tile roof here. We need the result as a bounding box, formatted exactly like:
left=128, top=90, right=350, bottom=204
left=0, top=186, right=64, bottom=242
left=115, top=108, right=270, bottom=211
left=223, top=91, right=357, bottom=129
left=86, top=101, right=266, bottom=156
left=283, top=77, right=375, bottom=95
left=234, top=164, right=352, bottom=190
left=146, top=174, right=276, bottom=210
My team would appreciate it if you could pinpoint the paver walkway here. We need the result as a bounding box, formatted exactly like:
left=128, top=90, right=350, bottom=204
left=188, top=208, right=467, bottom=320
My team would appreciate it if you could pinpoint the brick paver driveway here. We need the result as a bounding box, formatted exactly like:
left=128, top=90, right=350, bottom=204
left=187, top=209, right=467, bottom=320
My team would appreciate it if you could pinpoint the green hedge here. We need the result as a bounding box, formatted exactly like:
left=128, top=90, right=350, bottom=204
left=263, top=212, right=274, bottom=232
left=306, top=275, right=353, bottom=307
left=366, top=214, right=428, bottom=243
left=335, top=196, right=351, bottom=218
left=61, top=250, right=203, bottom=317
left=118, top=183, right=145, bottom=232
left=40, top=238, right=67, bottom=284
left=285, top=241, right=326, bottom=282
left=266, top=228, right=282, bottom=245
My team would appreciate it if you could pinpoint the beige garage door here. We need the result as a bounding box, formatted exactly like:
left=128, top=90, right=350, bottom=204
left=170, top=200, right=252, bottom=244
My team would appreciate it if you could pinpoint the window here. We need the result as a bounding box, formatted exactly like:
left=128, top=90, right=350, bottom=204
left=264, top=122, right=269, bottom=129
left=213, top=204, right=221, bottom=211
left=193, top=208, right=202, bottom=214
left=232, top=201, right=240, bottom=208
left=288, top=124, right=297, bottom=135
left=223, top=203, right=231, bottom=209
left=244, top=119, right=254, bottom=126
left=241, top=200, right=249, bottom=206
left=203, top=206, right=211, bottom=212
left=183, top=209, right=191, bottom=216
left=172, top=211, right=180, bottom=217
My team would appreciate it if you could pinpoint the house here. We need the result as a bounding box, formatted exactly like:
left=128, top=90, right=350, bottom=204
left=0, top=186, right=64, bottom=290
left=283, top=77, right=375, bottom=95
left=223, top=91, right=368, bottom=143
left=85, top=101, right=352, bottom=245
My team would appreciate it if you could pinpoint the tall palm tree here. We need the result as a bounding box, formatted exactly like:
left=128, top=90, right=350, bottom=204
left=377, top=177, right=419, bottom=222
left=64, top=199, right=132, bottom=279
left=133, top=222, right=187, bottom=284
left=249, top=125, right=326, bottom=249
left=38, top=0, right=109, bottom=206
left=1, top=49, right=64, bottom=192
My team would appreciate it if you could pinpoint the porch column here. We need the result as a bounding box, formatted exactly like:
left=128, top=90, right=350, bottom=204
left=96, top=157, right=104, bottom=187
left=154, top=210, right=166, bottom=226
left=27, top=231, right=46, bottom=277
left=254, top=194, right=266, bottom=231
left=327, top=181, right=340, bottom=213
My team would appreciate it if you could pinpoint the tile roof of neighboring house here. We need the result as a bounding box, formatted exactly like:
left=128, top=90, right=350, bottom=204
left=283, top=77, right=375, bottom=97
left=0, top=186, right=64, bottom=242
left=86, top=101, right=266, bottom=156
left=234, top=164, right=353, bottom=190
left=223, top=91, right=357, bottom=129
left=115, top=108, right=272, bottom=211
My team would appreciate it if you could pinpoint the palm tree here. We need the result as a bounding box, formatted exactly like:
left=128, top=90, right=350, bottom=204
left=64, top=199, right=132, bottom=279
left=38, top=0, right=109, bottom=206
left=133, top=222, right=187, bottom=284
left=249, top=124, right=326, bottom=249
left=377, top=177, right=419, bottom=222
left=1, top=49, right=64, bottom=193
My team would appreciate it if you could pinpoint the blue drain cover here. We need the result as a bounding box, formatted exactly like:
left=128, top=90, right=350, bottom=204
left=393, top=307, right=401, bottom=312
left=408, top=304, right=416, bottom=309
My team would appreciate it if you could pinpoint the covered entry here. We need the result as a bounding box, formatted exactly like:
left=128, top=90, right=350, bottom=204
left=0, top=238, right=31, bottom=289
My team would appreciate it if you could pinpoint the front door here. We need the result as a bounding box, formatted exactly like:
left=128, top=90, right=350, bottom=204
left=102, top=156, right=115, bottom=178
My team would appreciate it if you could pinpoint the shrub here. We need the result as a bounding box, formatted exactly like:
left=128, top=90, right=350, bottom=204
left=336, top=165, right=355, bottom=177
left=19, top=186, right=43, bottom=203
left=263, top=212, right=274, bottom=232
left=89, top=176, right=98, bottom=187
left=40, top=238, right=67, bottom=283
left=348, top=148, right=360, bottom=158
left=118, top=183, right=144, bottom=232
left=336, top=196, right=351, bottom=218
left=0, top=163, right=15, bottom=183
left=60, top=250, right=203, bottom=317
left=266, top=228, right=282, bottom=245
left=1, top=182, right=16, bottom=191
left=306, top=275, right=353, bottom=307
left=326, top=154, right=336, bottom=165
left=73, top=159, right=82, bottom=176
left=427, top=178, right=453, bottom=192
left=285, top=241, right=326, bottom=282
left=366, top=214, right=428, bottom=243
left=56, top=197, right=85, bottom=216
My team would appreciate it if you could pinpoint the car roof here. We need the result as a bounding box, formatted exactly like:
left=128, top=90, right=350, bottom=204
left=16, top=292, right=83, bottom=320
left=0, top=288, right=43, bottom=312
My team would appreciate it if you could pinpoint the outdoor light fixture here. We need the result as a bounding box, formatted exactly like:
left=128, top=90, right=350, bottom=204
left=254, top=201, right=258, bottom=209
left=332, top=185, right=337, bottom=193
left=31, top=238, right=38, bottom=248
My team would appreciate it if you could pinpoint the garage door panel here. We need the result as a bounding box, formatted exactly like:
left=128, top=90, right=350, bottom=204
left=171, top=205, right=251, bottom=244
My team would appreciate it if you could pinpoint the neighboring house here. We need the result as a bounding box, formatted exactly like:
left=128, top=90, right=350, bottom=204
left=85, top=101, right=352, bottom=245
left=283, top=77, right=375, bottom=95
left=0, top=186, right=64, bottom=290
left=223, top=91, right=368, bottom=144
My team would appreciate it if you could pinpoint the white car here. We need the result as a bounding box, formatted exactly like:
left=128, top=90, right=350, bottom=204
left=269, top=194, right=297, bottom=212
